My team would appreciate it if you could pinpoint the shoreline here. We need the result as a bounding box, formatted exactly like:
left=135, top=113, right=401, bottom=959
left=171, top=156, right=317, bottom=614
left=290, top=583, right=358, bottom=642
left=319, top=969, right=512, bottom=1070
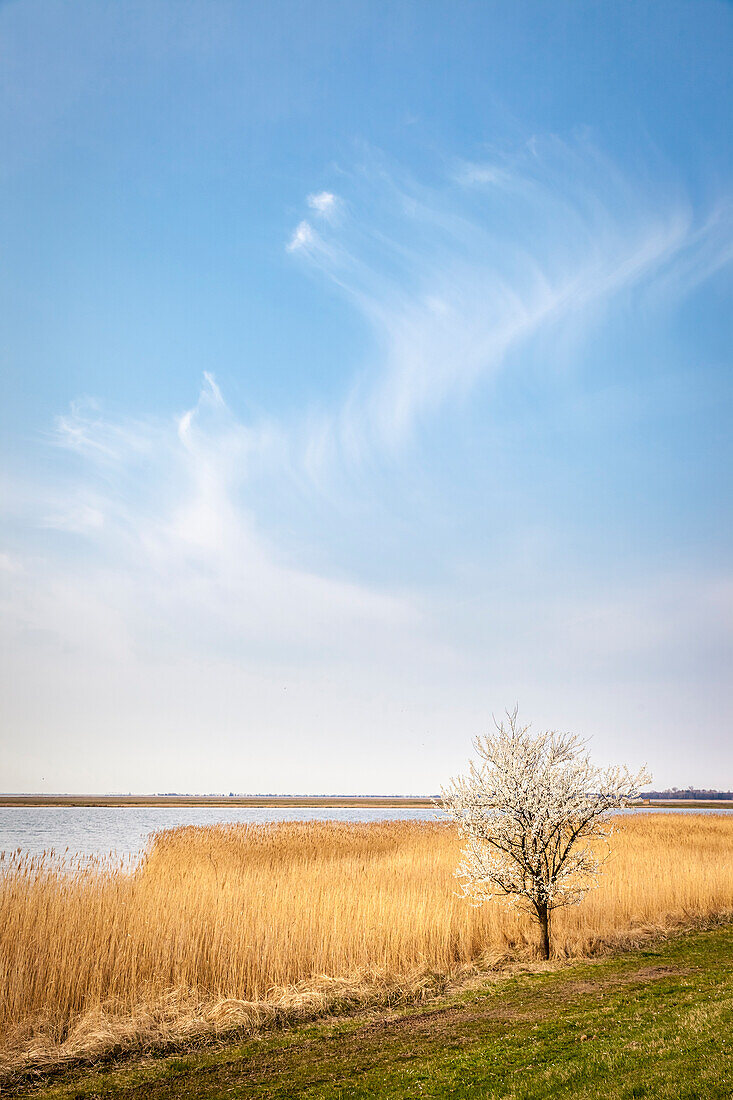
left=1, top=795, right=731, bottom=809
left=0, top=795, right=439, bottom=808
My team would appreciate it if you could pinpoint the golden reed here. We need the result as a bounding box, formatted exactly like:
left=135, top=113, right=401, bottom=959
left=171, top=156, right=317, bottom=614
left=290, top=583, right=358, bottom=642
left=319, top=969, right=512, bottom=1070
left=1, top=815, right=732, bottom=1076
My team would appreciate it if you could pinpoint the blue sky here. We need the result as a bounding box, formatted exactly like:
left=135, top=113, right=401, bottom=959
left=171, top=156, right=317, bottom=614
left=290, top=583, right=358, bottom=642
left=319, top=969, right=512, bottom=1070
left=1, top=0, right=731, bottom=792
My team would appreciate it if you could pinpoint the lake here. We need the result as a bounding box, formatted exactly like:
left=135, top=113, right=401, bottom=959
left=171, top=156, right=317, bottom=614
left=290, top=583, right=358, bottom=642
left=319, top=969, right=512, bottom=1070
left=0, top=805, right=442, bottom=863
left=1, top=805, right=731, bottom=863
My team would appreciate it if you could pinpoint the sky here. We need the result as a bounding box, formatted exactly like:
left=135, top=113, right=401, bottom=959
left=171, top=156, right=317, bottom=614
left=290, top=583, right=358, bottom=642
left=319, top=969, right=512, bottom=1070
left=1, top=0, right=731, bottom=794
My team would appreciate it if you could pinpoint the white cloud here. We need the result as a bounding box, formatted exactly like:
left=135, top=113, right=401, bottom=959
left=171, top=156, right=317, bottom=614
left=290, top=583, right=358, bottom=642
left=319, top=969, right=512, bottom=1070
left=41, top=503, right=105, bottom=532
left=307, top=190, right=338, bottom=217
left=3, top=138, right=732, bottom=792
left=16, top=378, right=419, bottom=659
left=287, top=220, right=315, bottom=252
left=54, top=398, right=152, bottom=465
left=455, top=163, right=511, bottom=187
left=286, top=139, right=731, bottom=476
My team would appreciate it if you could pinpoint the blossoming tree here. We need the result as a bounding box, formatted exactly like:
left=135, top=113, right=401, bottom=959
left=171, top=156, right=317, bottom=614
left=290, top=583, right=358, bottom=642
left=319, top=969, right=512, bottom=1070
left=441, top=709, right=651, bottom=959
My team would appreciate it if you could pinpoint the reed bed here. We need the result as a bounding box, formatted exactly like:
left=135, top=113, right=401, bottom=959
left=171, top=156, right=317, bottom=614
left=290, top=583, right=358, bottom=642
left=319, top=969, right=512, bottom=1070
left=1, top=814, right=732, bottom=1077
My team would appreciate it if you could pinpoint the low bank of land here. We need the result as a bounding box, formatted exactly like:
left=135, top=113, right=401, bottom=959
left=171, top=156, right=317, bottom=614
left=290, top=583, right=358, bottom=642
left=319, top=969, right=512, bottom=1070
left=2, top=795, right=731, bottom=808
left=13, top=925, right=733, bottom=1099
left=0, top=795, right=436, bottom=808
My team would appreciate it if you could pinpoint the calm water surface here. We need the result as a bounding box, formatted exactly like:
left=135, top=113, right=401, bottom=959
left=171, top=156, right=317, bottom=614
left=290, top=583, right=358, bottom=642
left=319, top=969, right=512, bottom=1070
left=0, top=806, right=441, bottom=863
left=0, top=805, right=730, bottom=863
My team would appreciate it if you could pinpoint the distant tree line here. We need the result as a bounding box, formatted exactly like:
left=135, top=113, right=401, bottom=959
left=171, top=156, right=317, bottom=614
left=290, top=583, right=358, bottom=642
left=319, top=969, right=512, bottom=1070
left=642, top=789, right=733, bottom=800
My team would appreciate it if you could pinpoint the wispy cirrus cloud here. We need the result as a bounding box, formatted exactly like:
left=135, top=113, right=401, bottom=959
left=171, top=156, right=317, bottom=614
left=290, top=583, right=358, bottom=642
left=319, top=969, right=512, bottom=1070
left=33, top=373, right=417, bottom=660
left=2, top=136, right=731, bottom=791
left=285, top=137, right=731, bottom=476
left=11, top=134, right=730, bottom=669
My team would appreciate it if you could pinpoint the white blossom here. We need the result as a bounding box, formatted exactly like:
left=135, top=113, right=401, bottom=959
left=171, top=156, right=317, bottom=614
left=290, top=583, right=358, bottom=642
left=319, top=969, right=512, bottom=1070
left=441, top=708, right=651, bottom=957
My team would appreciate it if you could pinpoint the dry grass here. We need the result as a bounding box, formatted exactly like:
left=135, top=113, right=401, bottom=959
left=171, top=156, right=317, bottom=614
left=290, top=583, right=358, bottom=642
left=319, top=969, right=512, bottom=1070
left=1, top=814, right=732, bottom=1077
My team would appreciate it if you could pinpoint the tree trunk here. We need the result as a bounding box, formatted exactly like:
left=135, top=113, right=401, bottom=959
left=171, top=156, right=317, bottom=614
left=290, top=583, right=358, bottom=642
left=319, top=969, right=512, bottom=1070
left=537, top=903, right=551, bottom=960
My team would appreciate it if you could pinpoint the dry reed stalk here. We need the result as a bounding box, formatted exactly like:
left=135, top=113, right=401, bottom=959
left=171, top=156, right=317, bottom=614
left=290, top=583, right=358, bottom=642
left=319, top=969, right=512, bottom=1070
left=1, top=815, right=732, bottom=1077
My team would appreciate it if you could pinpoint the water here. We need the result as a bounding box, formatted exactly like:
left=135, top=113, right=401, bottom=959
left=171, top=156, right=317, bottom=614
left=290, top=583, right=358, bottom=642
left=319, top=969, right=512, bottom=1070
left=0, top=804, right=730, bottom=864
left=0, top=806, right=442, bottom=863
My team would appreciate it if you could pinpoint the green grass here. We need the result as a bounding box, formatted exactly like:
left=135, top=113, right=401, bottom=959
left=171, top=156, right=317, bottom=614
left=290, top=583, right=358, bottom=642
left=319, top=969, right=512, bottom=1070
left=13, top=926, right=733, bottom=1099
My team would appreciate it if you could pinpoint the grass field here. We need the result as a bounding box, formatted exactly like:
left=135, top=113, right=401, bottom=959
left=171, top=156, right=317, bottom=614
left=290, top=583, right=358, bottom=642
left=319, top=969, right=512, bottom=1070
left=11, top=925, right=733, bottom=1098
left=1, top=815, right=732, bottom=1083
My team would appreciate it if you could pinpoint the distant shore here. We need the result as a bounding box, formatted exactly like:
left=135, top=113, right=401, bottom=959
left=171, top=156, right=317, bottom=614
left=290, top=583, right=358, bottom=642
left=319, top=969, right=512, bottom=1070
left=1, top=795, right=731, bottom=809
left=0, top=794, right=439, bottom=808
